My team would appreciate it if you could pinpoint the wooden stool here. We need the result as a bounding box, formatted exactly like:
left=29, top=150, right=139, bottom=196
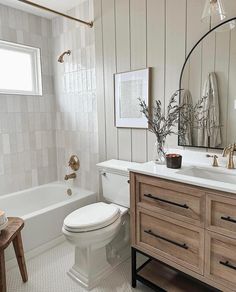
left=0, top=217, right=28, bottom=292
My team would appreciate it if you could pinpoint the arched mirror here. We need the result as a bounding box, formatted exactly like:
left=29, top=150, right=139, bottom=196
left=179, top=17, right=236, bottom=149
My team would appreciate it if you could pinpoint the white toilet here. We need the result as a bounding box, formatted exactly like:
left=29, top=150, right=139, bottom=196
left=62, top=160, right=137, bottom=290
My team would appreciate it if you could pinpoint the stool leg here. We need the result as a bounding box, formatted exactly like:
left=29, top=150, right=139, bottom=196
left=0, top=251, right=6, bottom=292
left=13, top=232, right=28, bottom=283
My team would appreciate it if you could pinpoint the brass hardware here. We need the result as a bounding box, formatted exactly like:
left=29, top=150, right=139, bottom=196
left=67, top=189, right=72, bottom=196
left=64, top=173, right=76, bottom=180
left=18, top=0, right=93, bottom=28
left=206, top=154, right=219, bottom=167
left=58, top=50, right=71, bottom=63
left=68, top=155, right=80, bottom=171
left=222, top=143, right=236, bottom=169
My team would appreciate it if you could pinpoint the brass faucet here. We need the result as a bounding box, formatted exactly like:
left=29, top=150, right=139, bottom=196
left=64, top=173, right=77, bottom=180
left=222, top=143, right=236, bottom=169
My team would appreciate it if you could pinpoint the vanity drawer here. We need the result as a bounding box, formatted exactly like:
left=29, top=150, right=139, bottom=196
left=137, top=176, right=205, bottom=226
left=206, top=194, right=236, bottom=238
left=205, top=231, right=236, bottom=290
left=137, top=208, right=204, bottom=275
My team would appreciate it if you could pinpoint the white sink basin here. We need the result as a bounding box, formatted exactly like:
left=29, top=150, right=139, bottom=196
left=177, top=167, right=236, bottom=185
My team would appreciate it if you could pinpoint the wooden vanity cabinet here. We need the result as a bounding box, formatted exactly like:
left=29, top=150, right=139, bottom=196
left=130, top=172, right=236, bottom=292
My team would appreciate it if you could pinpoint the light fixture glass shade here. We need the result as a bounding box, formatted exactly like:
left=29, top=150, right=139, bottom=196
left=201, top=0, right=226, bottom=25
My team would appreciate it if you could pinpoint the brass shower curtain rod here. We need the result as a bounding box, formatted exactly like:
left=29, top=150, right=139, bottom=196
left=18, top=0, right=93, bottom=28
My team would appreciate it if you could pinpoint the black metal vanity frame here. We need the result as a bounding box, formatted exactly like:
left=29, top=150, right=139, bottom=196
left=131, top=247, right=220, bottom=292
left=178, top=16, right=236, bottom=151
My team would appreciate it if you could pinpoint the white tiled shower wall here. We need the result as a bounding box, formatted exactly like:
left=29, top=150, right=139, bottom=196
left=52, top=0, right=98, bottom=191
left=0, top=0, right=98, bottom=195
left=0, top=4, right=57, bottom=195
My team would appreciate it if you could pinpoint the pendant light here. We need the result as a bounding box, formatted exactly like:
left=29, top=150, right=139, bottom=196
left=201, top=0, right=235, bottom=31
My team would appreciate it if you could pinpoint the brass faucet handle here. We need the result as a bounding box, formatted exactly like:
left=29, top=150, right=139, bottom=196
left=206, top=154, right=219, bottom=167
left=68, top=155, right=80, bottom=171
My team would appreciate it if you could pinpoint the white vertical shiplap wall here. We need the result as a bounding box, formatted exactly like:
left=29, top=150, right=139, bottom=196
left=115, top=0, right=132, bottom=161
left=147, top=0, right=165, bottom=160
left=94, top=0, right=236, bottom=163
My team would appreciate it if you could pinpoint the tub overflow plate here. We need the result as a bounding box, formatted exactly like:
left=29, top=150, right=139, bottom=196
left=67, top=188, right=72, bottom=196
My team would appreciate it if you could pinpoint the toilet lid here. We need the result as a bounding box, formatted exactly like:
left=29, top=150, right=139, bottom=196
left=63, top=202, right=120, bottom=232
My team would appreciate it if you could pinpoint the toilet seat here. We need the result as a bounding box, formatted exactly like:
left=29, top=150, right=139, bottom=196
left=63, top=202, right=121, bottom=233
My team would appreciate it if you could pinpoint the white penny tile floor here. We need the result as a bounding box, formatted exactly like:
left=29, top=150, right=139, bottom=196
left=7, top=242, right=153, bottom=292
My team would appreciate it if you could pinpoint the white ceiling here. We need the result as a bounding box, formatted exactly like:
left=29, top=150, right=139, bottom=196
left=0, top=0, right=85, bottom=18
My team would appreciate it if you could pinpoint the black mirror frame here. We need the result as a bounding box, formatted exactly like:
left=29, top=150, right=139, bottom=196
left=178, top=17, right=236, bottom=150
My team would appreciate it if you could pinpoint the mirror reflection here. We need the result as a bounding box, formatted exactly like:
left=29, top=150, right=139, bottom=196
left=179, top=20, right=236, bottom=149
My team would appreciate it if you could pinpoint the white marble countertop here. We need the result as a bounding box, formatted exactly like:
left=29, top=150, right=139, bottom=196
left=128, top=149, right=236, bottom=195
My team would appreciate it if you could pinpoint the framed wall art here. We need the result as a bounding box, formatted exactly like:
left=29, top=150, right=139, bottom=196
left=114, top=68, right=150, bottom=128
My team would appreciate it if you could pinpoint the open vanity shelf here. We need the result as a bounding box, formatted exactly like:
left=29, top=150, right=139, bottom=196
left=132, top=248, right=218, bottom=292
left=130, top=172, right=236, bottom=292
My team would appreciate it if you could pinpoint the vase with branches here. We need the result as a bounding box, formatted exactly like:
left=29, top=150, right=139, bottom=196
left=139, top=90, right=210, bottom=164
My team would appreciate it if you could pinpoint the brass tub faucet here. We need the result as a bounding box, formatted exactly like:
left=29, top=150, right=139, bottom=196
left=64, top=173, right=77, bottom=180
left=222, top=143, right=236, bottom=169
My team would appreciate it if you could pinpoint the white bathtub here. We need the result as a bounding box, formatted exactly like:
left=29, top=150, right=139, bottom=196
left=0, top=182, right=97, bottom=262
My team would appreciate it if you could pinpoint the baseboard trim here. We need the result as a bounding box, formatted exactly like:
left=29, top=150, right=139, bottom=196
left=6, top=235, right=65, bottom=271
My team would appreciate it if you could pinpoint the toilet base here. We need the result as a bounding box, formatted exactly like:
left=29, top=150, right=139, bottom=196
left=68, top=245, right=130, bottom=290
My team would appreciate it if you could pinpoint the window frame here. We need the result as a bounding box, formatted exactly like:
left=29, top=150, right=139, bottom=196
left=0, top=40, right=43, bottom=96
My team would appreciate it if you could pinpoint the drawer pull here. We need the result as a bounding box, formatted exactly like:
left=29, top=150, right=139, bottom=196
left=144, top=229, right=189, bottom=250
left=219, top=261, right=236, bottom=270
left=221, top=216, right=236, bottom=224
left=144, top=194, right=189, bottom=209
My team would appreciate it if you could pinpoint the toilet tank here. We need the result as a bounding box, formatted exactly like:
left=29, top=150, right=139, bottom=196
left=96, top=160, right=140, bottom=208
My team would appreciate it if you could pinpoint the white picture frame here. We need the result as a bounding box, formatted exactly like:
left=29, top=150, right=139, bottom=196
left=114, top=68, right=150, bottom=128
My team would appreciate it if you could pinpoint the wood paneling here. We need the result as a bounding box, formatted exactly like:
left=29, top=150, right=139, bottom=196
left=94, top=0, right=236, bottom=163
left=146, top=0, right=165, bottom=160
left=115, top=0, right=132, bottom=161
left=130, top=0, right=147, bottom=163
left=186, top=0, right=208, bottom=53
left=165, top=0, right=186, bottom=147
left=100, top=0, right=118, bottom=159
left=95, top=0, right=189, bottom=163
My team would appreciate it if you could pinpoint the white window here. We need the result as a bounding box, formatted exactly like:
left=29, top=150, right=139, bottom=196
left=0, top=40, right=42, bottom=95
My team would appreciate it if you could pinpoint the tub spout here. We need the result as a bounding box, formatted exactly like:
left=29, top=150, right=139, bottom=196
left=64, top=173, right=76, bottom=180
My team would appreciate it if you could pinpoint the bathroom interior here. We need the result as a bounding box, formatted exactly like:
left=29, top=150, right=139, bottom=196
left=0, top=0, right=236, bottom=291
